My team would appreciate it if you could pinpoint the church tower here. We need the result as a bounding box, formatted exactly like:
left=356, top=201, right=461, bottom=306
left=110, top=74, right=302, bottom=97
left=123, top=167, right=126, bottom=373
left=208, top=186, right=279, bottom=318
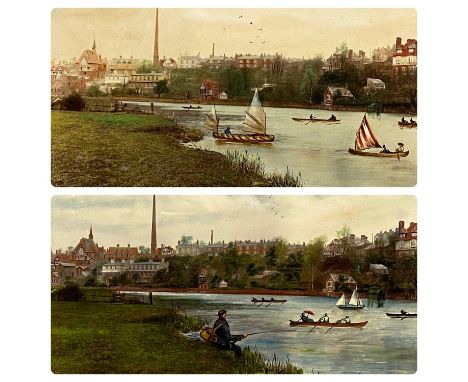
left=89, top=225, right=93, bottom=240
left=151, top=195, right=157, bottom=256
left=152, top=9, right=160, bottom=67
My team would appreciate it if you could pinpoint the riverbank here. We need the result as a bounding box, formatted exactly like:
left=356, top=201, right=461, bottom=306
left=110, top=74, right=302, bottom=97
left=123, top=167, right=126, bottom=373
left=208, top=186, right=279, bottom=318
left=117, top=95, right=417, bottom=115
left=115, top=286, right=416, bottom=301
left=51, top=111, right=271, bottom=187
left=51, top=299, right=303, bottom=373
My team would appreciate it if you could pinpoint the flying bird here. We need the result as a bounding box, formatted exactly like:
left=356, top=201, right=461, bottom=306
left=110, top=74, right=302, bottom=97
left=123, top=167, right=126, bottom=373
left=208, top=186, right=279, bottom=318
left=262, top=41, right=266, bottom=44
left=258, top=28, right=263, bottom=31
left=250, top=22, right=253, bottom=24
left=239, top=15, right=243, bottom=18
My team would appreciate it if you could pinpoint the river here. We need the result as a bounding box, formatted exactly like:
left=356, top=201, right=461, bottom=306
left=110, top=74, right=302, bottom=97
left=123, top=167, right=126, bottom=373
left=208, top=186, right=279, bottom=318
left=130, top=291, right=417, bottom=374
left=126, top=101, right=417, bottom=187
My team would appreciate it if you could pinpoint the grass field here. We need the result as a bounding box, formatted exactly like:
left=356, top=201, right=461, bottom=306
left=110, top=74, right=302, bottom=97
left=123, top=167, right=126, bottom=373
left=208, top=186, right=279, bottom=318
left=51, top=111, right=270, bottom=187
left=51, top=294, right=302, bottom=374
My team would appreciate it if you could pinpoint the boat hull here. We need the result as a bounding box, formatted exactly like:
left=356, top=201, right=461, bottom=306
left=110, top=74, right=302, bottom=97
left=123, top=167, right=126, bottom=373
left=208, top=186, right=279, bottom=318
left=213, top=132, right=275, bottom=143
left=292, top=117, right=340, bottom=123
left=289, top=320, right=368, bottom=328
left=336, top=305, right=365, bottom=310
left=252, top=298, right=287, bottom=303
left=398, top=122, right=417, bottom=128
left=183, top=106, right=202, bottom=110
left=348, top=148, right=410, bottom=158
left=386, top=313, right=417, bottom=318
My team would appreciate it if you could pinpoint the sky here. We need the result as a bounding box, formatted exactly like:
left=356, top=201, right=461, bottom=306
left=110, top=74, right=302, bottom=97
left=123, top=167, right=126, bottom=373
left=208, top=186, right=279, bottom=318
left=51, top=195, right=416, bottom=251
left=51, top=8, right=416, bottom=62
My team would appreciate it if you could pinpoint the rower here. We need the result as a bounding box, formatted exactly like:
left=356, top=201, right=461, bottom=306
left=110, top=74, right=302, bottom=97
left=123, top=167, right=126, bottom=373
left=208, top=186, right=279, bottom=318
left=310, top=113, right=315, bottom=120
left=224, top=127, right=232, bottom=134
left=318, top=313, right=329, bottom=323
left=410, top=118, right=415, bottom=123
left=401, top=309, right=408, bottom=315
left=401, top=117, right=406, bottom=123
left=380, top=145, right=391, bottom=153
left=330, top=114, right=337, bottom=121
left=300, top=312, right=314, bottom=323
left=396, top=142, right=405, bottom=152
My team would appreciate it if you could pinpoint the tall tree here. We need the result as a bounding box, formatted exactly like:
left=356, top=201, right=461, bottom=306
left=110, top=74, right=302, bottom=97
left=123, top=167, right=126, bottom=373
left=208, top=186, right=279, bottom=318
left=336, top=225, right=352, bottom=256
left=153, top=80, right=169, bottom=98
left=301, top=236, right=326, bottom=290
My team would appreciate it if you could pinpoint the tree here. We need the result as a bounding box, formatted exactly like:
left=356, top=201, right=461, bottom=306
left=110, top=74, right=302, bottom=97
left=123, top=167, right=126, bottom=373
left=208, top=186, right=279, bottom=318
left=301, top=57, right=324, bottom=103
left=153, top=80, right=169, bottom=98
left=336, top=225, right=352, bottom=256
left=137, top=59, right=157, bottom=73
left=180, top=235, right=193, bottom=245
left=301, top=236, right=326, bottom=290
left=139, top=246, right=150, bottom=255
left=85, top=84, right=105, bottom=97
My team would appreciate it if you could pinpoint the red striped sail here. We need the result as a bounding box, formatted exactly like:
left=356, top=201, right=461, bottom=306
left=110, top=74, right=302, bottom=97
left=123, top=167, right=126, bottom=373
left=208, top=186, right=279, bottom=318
left=355, top=115, right=382, bottom=150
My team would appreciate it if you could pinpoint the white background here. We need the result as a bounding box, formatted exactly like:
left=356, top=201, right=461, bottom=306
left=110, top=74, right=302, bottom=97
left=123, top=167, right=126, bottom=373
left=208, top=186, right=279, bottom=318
left=1, top=0, right=466, bottom=381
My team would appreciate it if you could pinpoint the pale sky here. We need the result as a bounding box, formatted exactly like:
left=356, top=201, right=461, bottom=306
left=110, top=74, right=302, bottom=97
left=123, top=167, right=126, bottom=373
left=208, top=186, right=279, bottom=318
left=51, top=8, right=416, bottom=62
left=51, top=195, right=416, bottom=251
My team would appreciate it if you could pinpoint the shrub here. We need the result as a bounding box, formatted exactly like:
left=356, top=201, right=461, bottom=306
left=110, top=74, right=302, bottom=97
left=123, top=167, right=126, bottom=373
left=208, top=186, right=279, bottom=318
left=55, top=284, right=84, bottom=301
left=62, top=92, right=85, bottom=111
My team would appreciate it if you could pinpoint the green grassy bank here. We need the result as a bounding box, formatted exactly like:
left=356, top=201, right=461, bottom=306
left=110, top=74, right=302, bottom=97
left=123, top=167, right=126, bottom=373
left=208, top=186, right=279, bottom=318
left=51, top=111, right=272, bottom=187
left=51, top=297, right=302, bottom=374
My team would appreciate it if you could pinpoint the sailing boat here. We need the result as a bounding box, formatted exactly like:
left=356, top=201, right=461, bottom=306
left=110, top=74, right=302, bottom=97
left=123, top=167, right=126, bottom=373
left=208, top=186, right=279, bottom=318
left=348, top=114, right=409, bottom=158
left=336, top=287, right=365, bottom=310
left=204, top=104, right=219, bottom=131
left=212, top=88, right=275, bottom=143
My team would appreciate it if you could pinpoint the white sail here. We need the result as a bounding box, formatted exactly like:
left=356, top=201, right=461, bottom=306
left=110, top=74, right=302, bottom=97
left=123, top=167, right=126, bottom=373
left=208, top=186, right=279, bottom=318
left=349, top=288, right=359, bottom=306
left=243, top=88, right=267, bottom=134
left=358, top=298, right=364, bottom=307
left=204, top=105, right=219, bottom=131
left=354, top=114, right=382, bottom=150
left=336, top=293, right=346, bottom=307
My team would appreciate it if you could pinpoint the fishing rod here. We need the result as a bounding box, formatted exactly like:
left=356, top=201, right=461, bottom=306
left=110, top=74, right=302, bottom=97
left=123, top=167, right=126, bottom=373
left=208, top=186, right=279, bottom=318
left=245, top=329, right=291, bottom=337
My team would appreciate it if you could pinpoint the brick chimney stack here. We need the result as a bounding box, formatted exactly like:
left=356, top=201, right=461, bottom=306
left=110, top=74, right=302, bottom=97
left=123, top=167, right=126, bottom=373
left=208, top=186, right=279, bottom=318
left=396, top=37, right=402, bottom=47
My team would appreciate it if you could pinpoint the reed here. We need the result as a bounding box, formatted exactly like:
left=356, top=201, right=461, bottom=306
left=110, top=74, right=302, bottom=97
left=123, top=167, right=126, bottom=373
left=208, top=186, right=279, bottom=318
left=225, top=150, right=303, bottom=187
left=233, top=347, right=303, bottom=374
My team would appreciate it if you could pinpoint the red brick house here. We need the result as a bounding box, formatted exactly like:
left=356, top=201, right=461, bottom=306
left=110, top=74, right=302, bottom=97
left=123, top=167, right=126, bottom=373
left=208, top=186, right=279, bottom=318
left=392, top=37, right=417, bottom=77
left=200, top=80, right=219, bottom=100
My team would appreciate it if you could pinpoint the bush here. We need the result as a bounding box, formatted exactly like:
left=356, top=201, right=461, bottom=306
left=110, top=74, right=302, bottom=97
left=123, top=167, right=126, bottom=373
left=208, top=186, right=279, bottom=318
left=62, top=92, right=85, bottom=111
left=55, top=284, right=84, bottom=301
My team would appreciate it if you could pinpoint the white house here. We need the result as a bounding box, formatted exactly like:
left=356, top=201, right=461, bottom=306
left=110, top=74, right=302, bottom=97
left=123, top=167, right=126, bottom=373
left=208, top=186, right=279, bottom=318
left=218, top=280, right=228, bottom=288
left=219, top=91, right=228, bottom=100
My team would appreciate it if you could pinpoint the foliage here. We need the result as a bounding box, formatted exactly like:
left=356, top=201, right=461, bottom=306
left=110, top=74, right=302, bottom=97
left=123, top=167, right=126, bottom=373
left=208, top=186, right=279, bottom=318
left=61, top=92, right=85, bottom=111
left=301, top=237, right=326, bottom=290
left=137, top=59, right=157, bottom=73
left=139, top=246, right=150, bottom=255
left=54, top=284, right=84, bottom=301
left=85, top=84, right=105, bottom=97
left=153, top=80, right=169, bottom=98
left=179, top=235, right=193, bottom=245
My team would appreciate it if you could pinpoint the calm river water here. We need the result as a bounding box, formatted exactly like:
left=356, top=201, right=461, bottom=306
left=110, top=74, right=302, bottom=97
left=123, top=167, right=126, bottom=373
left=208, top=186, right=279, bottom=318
left=127, top=101, right=417, bottom=187
left=150, top=292, right=416, bottom=374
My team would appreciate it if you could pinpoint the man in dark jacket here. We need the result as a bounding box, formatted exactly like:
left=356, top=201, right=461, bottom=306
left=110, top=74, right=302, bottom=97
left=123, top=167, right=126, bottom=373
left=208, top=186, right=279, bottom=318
left=213, top=309, right=246, bottom=357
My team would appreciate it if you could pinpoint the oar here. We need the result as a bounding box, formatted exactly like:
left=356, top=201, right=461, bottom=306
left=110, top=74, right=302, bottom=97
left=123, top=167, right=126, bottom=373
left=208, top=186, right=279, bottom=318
left=325, top=321, right=340, bottom=334
left=308, top=321, right=319, bottom=333
left=264, top=302, right=272, bottom=308
left=255, top=302, right=264, bottom=308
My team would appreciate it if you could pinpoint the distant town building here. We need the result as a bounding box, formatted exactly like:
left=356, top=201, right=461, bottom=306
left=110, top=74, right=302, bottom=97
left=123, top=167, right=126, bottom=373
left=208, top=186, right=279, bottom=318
left=127, top=72, right=170, bottom=94
left=99, top=73, right=130, bottom=93
left=369, top=264, right=389, bottom=275
left=160, top=57, right=177, bottom=70
left=128, top=261, right=169, bottom=283
left=200, top=80, right=219, bottom=100
left=219, top=91, right=228, bottom=100
left=74, top=38, right=107, bottom=81
left=106, top=243, right=140, bottom=264
left=372, top=45, right=395, bottom=63
left=234, top=53, right=280, bottom=70
left=364, top=78, right=386, bottom=92
left=395, top=220, right=417, bottom=259
left=178, top=53, right=202, bottom=69
left=218, top=280, right=228, bottom=288
left=323, top=86, right=354, bottom=106
left=325, top=273, right=357, bottom=293
left=198, top=268, right=208, bottom=290
left=107, top=56, right=139, bottom=76
left=392, top=37, right=417, bottom=77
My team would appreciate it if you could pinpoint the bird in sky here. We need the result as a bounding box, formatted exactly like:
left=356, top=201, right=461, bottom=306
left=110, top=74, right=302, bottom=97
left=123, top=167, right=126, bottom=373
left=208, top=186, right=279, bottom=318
left=258, top=28, right=263, bottom=31
left=250, top=22, right=253, bottom=24
left=262, top=41, right=266, bottom=44
left=239, top=15, right=243, bottom=18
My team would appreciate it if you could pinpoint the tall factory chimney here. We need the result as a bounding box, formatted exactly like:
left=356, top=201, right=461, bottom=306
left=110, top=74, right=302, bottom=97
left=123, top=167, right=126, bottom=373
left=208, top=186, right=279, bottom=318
left=153, top=9, right=160, bottom=67
left=151, top=195, right=157, bottom=256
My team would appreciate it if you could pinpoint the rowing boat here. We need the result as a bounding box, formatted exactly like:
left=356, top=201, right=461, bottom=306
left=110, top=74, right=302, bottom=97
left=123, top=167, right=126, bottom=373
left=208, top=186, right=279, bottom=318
left=291, top=117, right=340, bottom=123
left=289, top=320, right=368, bottom=328
left=386, top=312, right=417, bottom=318
left=399, top=121, right=417, bottom=128
left=183, top=105, right=202, bottom=110
left=251, top=297, right=287, bottom=303
left=348, top=148, right=409, bottom=158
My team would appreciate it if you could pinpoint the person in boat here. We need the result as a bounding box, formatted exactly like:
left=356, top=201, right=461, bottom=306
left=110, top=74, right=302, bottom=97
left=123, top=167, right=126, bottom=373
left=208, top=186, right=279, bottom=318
left=400, top=309, right=408, bottom=315
left=396, top=142, right=405, bottom=152
left=224, top=127, right=232, bottom=134
left=336, top=316, right=351, bottom=323
left=318, top=313, right=329, bottom=323
left=329, top=114, right=337, bottom=121
left=410, top=117, right=415, bottom=123
left=380, top=145, right=391, bottom=153
left=300, top=312, right=315, bottom=323
left=401, top=117, right=407, bottom=124
left=310, top=113, right=315, bottom=120
left=213, top=309, right=246, bottom=358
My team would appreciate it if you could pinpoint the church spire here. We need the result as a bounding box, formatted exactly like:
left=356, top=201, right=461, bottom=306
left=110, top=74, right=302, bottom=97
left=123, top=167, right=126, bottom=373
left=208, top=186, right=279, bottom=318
left=151, top=196, right=157, bottom=256
left=89, top=225, right=94, bottom=240
left=92, top=36, right=96, bottom=51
